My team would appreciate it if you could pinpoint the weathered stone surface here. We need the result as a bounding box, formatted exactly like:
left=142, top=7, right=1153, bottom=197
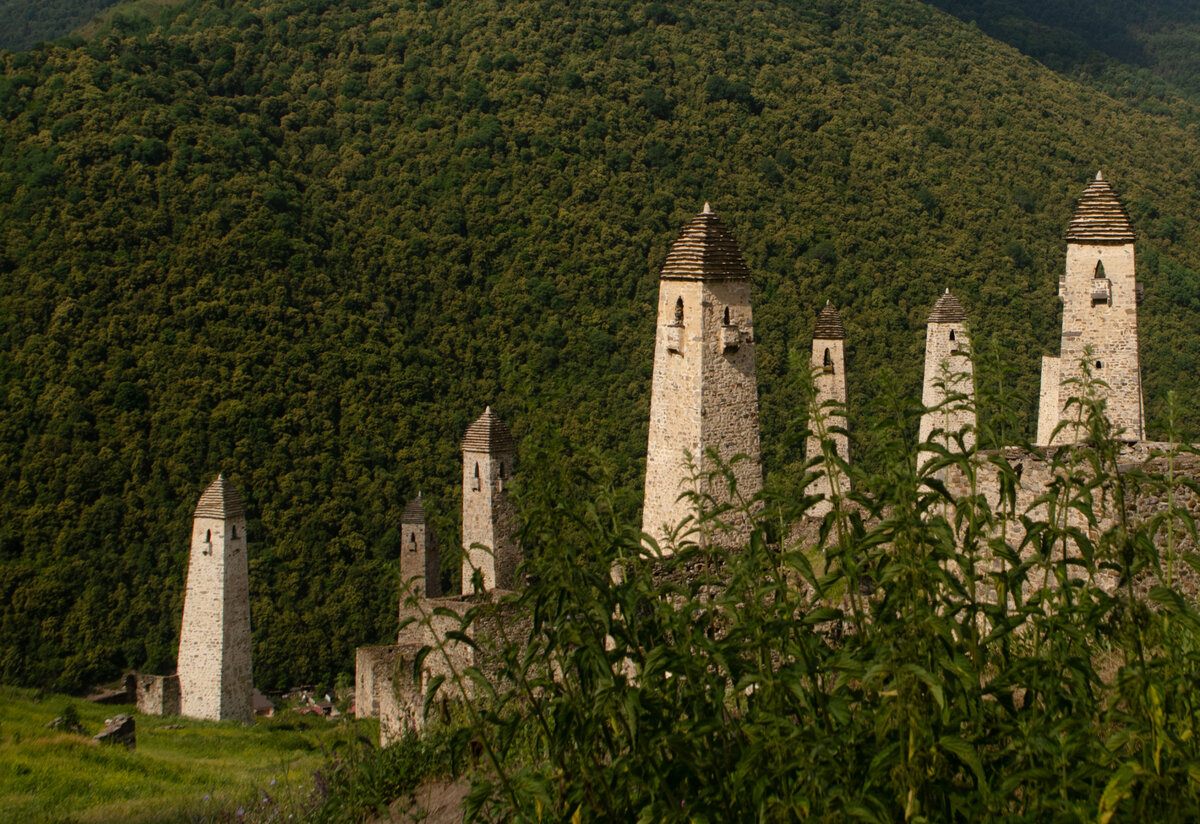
left=806, top=301, right=850, bottom=517
left=135, top=674, right=181, bottom=717
left=643, top=204, right=762, bottom=551
left=1039, top=173, right=1144, bottom=444
left=919, top=290, right=975, bottom=471
left=178, top=474, right=254, bottom=724
left=355, top=644, right=403, bottom=720
left=94, top=714, right=135, bottom=750
left=400, top=495, right=440, bottom=600
left=462, top=408, right=519, bottom=592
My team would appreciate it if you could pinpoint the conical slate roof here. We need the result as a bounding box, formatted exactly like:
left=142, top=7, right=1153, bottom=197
left=927, top=289, right=966, bottom=324
left=659, top=203, right=752, bottom=281
left=401, top=494, right=425, bottom=524
left=813, top=300, right=845, bottom=340
left=462, top=406, right=515, bottom=454
left=1066, top=171, right=1135, bottom=244
left=194, top=474, right=245, bottom=520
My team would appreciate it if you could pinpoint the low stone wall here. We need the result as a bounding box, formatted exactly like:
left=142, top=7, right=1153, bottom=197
left=134, top=674, right=180, bottom=717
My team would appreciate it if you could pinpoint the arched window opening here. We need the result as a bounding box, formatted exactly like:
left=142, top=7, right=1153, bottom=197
left=823, top=347, right=833, bottom=373
left=231, top=525, right=238, bottom=539
left=205, top=529, right=211, bottom=543
left=472, top=463, right=481, bottom=491
left=1095, top=260, right=1106, bottom=278
left=673, top=297, right=684, bottom=324
left=1095, top=360, right=1103, bottom=369
left=723, top=306, right=731, bottom=325
left=949, top=329, right=956, bottom=341
left=409, top=532, right=416, bottom=545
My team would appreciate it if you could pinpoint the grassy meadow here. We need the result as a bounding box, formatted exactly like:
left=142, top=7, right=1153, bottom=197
left=0, top=686, right=367, bottom=824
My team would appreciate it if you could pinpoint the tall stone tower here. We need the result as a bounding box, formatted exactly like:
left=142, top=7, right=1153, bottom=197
left=642, top=203, right=762, bottom=550
left=806, top=301, right=849, bottom=516
left=177, top=474, right=253, bottom=724
left=400, top=494, right=440, bottom=599
left=1037, top=171, right=1144, bottom=445
left=461, top=407, right=518, bottom=592
left=918, top=290, right=975, bottom=466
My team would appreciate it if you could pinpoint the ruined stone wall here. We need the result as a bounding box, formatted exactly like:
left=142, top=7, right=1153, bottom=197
left=807, top=337, right=848, bottom=517
left=375, top=594, right=533, bottom=745
left=177, top=512, right=253, bottom=724
left=941, top=442, right=1198, bottom=597
left=135, top=674, right=180, bottom=717
left=1043, top=242, right=1144, bottom=444
left=355, top=645, right=403, bottom=719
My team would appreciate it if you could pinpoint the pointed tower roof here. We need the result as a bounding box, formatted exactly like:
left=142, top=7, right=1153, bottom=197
left=194, top=474, right=245, bottom=519
left=401, top=494, right=426, bottom=524
left=659, top=204, right=752, bottom=281
left=927, top=289, right=966, bottom=324
left=813, top=300, right=846, bottom=340
left=462, top=406, right=515, bottom=453
left=1066, top=171, right=1135, bottom=244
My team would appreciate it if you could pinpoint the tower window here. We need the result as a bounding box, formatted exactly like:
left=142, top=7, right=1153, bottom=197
left=1096, top=360, right=1103, bottom=369
left=823, top=347, right=833, bottom=373
left=1095, top=260, right=1106, bottom=278
left=472, top=463, right=481, bottom=491
left=410, top=532, right=416, bottom=544
left=205, top=529, right=211, bottom=543
left=673, top=297, right=684, bottom=324
left=723, top=306, right=731, bottom=325
left=949, top=329, right=956, bottom=341
left=499, top=462, right=507, bottom=480
left=231, top=525, right=238, bottom=539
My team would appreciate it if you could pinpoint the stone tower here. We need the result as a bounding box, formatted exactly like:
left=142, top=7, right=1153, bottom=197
left=461, top=407, right=518, bottom=592
left=400, top=494, right=440, bottom=599
left=1036, top=171, right=1144, bottom=445
left=806, top=301, right=850, bottom=517
left=642, top=203, right=762, bottom=550
left=177, top=474, right=253, bottom=724
left=918, top=290, right=975, bottom=467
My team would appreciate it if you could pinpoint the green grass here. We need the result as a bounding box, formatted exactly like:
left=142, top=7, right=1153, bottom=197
left=0, top=686, right=371, bottom=824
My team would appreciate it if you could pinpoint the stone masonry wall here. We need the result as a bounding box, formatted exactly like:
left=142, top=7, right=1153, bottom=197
left=643, top=279, right=705, bottom=548
left=135, top=674, right=180, bottom=717
left=1045, top=242, right=1144, bottom=443
left=177, top=513, right=253, bottom=724
left=462, top=450, right=518, bottom=592
left=698, top=278, right=762, bottom=543
left=919, top=319, right=975, bottom=467
left=807, top=337, right=848, bottom=517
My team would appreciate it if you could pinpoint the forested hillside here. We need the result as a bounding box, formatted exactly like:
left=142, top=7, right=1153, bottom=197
left=3, top=0, right=1200, bottom=692
left=0, top=0, right=122, bottom=51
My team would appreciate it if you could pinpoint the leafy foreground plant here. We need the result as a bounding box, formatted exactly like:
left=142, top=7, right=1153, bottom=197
left=318, top=388, right=1200, bottom=822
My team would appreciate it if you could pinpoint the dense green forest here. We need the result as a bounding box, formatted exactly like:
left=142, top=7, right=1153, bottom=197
left=2, top=0, right=1200, bottom=693
left=0, top=0, right=123, bottom=51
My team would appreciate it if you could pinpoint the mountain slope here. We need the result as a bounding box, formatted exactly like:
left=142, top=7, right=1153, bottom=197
left=2, top=0, right=1200, bottom=690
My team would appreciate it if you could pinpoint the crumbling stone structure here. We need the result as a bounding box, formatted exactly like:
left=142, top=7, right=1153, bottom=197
left=135, top=674, right=180, bottom=716
left=642, top=203, right=763, bottom=550
left=461, top=407, right=518, bottom=592
left=1038, top=172, right=1145, bottom=445
left=919, top=289, right=976, bottom=470
left=177, top=474, right=254, bottom=724
left=806, top=301, right=850, bottom=517
left=401, top=494, right=440, bottom=599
